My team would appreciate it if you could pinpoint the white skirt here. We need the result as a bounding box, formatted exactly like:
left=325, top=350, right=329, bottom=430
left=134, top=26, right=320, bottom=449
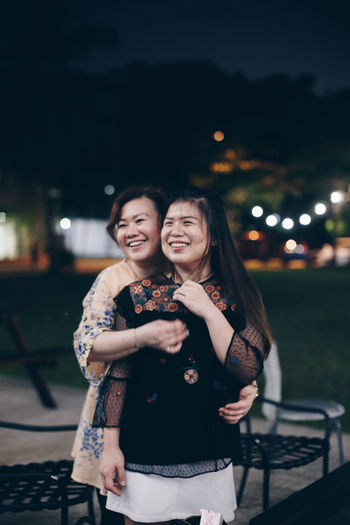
left=106, top=464, right=236, bottom=523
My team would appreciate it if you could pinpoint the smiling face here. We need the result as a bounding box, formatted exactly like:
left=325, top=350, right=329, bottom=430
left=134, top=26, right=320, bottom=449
left=116, top=197, right=162, bottom=264
left=161, top=200, right=212, bottom=280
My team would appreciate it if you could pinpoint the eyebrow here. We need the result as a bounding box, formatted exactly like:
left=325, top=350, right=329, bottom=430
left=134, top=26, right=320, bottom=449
left=119, top=213, right=150, bottom=222
left=164, top=215, right=199, bottom=220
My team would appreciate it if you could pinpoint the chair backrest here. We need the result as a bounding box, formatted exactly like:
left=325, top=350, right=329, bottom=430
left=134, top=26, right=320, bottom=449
left=261, top=340, right=282, bottom=423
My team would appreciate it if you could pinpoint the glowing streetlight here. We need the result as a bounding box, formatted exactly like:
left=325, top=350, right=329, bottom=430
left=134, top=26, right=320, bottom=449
left=251, top=205, right=263, bottom=218
left=282, top=218, right=294, bottom=230
left=315, top=203, right=327, bottom=215
left=299, top=213, right=311, bottom=225
left=59, top=218, right=71, bottom=230
left=330, top=191, right=343, bottom=204
left=213, top=131, right=224, bottom=142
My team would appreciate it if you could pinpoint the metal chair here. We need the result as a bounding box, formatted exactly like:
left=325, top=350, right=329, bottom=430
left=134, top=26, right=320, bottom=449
left=237, top=398, right=331, bottom=511
left=262, top=341, right=345, bottom=464
left=0, top=421, right=96, bottom=525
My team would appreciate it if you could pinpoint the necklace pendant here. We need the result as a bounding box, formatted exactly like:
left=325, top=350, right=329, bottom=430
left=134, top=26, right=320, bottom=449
left=184, top=368, right=199, bottom=384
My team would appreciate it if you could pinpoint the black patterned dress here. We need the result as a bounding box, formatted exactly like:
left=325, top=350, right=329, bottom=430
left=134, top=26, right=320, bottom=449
left=94, top=274, right=267, bottom=478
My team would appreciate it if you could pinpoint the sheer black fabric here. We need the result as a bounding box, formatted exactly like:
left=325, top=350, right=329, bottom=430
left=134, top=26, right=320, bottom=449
left=225, top=322, right=266, bottom=384
left=93, top=314, right=131, bottom=428
left=125, top=458, right=232, bottom=478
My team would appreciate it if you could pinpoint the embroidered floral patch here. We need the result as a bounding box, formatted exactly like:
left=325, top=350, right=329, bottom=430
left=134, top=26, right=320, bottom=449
left=146, top=300, right=157, bottom=311
left=141, top=279, right=151, bottom=287
left=135, top=304, right=143, bottom=314
left=168, top=302, right=178, bottom=312
left=133, top=284, right=144, bottom=295
left=216, top=301, right=227, bottom=311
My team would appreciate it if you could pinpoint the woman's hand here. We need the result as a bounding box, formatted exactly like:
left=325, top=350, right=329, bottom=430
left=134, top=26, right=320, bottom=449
left=218, top=383, right=258, bottom=424
left=173, top=280, right=216, bottom=320
left=99, top=446, right=126, bottom=496
left=137, top=319, right=189, bottom=354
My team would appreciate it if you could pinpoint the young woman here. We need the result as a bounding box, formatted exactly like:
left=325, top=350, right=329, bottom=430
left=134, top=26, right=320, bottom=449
left=72, top=186, right=258, bottom=525
left=95, top=187, right=271, bottom=524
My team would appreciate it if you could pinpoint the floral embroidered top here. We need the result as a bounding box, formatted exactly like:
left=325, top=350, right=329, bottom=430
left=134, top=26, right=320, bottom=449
left=94, top=274, right=268, bottom=477
left=71, top=259, right=138, bottom=492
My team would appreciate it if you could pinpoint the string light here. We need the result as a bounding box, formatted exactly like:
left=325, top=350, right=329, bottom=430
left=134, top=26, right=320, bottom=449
left=251, top=206, right=264, bottom=217
left=282, top=218, right=294, bottom=230
left=248, top=190, right=344, bottom=229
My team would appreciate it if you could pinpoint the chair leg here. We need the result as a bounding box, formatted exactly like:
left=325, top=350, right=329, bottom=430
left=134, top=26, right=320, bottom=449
left=237, top=467, right=250, bottom=507
left=61, top=487, right=69, bottom=525
left=262, top=467, right=270, bottom=512
left=333, top=418, right=344, bottom=465
left=323, top=444, right=329, bottom=477
left=87, top=487, right=97, bottom=525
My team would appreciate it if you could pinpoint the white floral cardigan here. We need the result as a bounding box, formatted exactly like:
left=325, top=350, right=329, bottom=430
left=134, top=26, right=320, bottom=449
left=71, top=259, right=137, bottom=492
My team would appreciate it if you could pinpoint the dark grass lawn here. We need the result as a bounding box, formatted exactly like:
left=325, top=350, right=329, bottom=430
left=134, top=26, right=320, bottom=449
left=0, top=268, right=349, bottom=430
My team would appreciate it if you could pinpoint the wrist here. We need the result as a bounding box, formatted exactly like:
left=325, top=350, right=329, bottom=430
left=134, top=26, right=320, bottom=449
left=203, top=302, right=224, bottom=323
left=132, top=328, right=140, bottom=350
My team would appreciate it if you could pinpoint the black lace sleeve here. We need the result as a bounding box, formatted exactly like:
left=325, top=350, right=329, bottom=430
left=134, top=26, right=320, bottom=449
left=92, top=290, right=135, bottom=428
left=224, top=321, right=267, bottom=386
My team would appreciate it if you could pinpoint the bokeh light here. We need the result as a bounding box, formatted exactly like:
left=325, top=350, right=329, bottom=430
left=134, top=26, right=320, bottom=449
left=330, top=191, right=343, bottom=203
left=282, top=218, right=294, bottom=230
left=213, top=131, right=225, bottom=142
left=315, top=203, right=327, bottom=215
left=248, top=230, right=260, bottom=241
left=59, top=218, right=71, bottom=230
left=251, top=205, right=263, bottom=217
left=265, top=214, right=279, bottom=226
left=285, top=239, right=297, bottom=252
left=104, top=184, right=115, bottom=196
left=299, top=213, right=311, bottom=225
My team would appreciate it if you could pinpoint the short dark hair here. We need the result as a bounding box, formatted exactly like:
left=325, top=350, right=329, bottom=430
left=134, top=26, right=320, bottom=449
left=107, top=186, right=167, bottom=243
left=167, top=187, right=272, bottom=354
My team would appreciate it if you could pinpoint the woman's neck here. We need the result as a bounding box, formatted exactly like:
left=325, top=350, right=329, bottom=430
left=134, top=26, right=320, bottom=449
left=127, top=256, right=168, bottom=280
left=173, top=261, right=212, bottom=284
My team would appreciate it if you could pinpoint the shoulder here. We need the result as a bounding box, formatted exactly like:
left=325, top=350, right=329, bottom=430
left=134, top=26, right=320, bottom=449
left=202, top=277, right=238, bottom=312
left=95, top=259, right=138, bottom=296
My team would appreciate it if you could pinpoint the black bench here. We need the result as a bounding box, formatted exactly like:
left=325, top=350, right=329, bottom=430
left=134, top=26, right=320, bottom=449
left=0, top=421, right=96, bottom=525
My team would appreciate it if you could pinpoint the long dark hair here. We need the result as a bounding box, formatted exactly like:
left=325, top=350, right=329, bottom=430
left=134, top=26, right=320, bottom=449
left=107, top=186, right=167, bottom=243
left=167, top=187, right=272, bottom=353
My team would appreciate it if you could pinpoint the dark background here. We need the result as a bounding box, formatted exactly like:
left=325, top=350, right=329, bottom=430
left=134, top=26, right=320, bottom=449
left=1, top=0, right=350, bottom=245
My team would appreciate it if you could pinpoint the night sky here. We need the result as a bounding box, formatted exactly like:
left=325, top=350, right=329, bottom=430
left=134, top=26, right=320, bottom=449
left=68, top=0, right=350, bottom=93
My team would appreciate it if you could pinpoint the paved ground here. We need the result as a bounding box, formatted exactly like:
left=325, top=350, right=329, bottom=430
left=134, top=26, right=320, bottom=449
left=1, top=376, right=349, bottom=524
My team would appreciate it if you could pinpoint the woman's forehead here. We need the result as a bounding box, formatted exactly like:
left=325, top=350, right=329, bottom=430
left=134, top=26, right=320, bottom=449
left=120, top=197, right=158, bottom=219
left=165, top=200, right=202, bottom=219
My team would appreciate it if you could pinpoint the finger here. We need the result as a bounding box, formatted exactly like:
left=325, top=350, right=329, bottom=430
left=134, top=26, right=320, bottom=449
left=115, top=464, right=126, bottom=487
left=224, top=400, right=251, bottom=410
left=104, top=475, right=122, bottom=496
left=219, top=407, right=246, bottom=417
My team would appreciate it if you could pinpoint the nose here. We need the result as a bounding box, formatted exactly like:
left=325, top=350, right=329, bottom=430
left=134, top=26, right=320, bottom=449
left=170, top=222, right=184, bottom=236
left=125, top=222, right=139, bottom=237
